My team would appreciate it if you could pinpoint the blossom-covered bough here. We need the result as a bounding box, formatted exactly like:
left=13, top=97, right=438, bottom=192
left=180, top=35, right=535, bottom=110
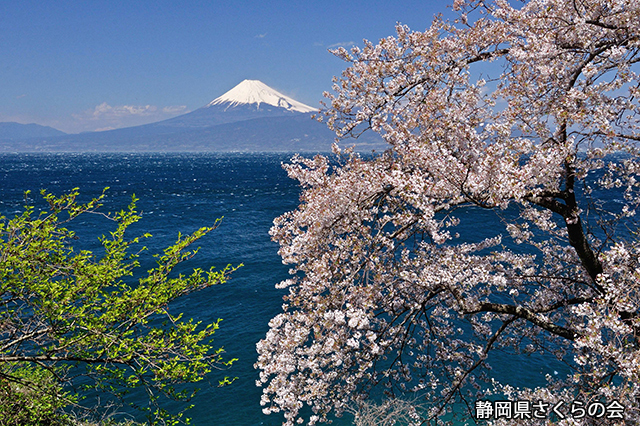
left=256, top=0, right=640, bottom=424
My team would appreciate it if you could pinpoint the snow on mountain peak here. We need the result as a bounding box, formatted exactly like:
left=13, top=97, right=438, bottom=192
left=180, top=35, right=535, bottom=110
left=208, top=80, right=317, bottom=113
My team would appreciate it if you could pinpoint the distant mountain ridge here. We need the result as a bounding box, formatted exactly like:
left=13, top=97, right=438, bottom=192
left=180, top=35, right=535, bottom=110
left=0, top=122, right=67, bottom=140
left=0, top=80, right=385, bottom=153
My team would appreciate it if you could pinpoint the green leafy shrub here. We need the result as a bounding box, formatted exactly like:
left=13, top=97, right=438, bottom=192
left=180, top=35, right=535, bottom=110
left=0, top=189, right=238, bottom=424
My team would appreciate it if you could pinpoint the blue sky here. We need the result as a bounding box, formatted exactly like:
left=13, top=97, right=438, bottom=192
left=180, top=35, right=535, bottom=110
left=0, top=1, right=452, bottom=133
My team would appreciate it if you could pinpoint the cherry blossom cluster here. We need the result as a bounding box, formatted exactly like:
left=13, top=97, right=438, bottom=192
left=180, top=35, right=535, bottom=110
left=256, top=0, right=640, bottom=424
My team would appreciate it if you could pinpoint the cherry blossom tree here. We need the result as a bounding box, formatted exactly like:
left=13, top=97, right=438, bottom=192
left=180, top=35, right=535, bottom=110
left=256, top=0, right=640, bottom=424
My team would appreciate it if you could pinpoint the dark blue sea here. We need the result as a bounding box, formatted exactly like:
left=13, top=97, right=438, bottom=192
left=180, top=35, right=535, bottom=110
left=0, top=153, right=589, bottom=425
left=0, top=153, right=302, bottom=425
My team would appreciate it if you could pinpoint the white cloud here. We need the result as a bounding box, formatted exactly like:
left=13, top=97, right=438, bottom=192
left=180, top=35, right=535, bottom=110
left=327, top=41, right=355, bottom=49
left=71, top=102, right=191, bottom=133
left=255, top=33, right=267, bottom=38
left=162, top=105, right=188, bottom=114
left=89, top=102, right=158, bottom=120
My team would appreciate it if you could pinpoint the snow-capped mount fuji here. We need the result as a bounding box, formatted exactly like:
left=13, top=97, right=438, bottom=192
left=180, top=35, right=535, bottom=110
left=208, top=79, right=316, bottom=113
left=149, top=79, right=318, bottom=130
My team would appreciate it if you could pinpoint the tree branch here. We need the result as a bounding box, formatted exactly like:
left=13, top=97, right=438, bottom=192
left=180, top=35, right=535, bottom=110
left=429, top=317, right=516, bottom=422
left=465, top=302, right=577, bottom=341
left=0, top=354, right=131, bottom=366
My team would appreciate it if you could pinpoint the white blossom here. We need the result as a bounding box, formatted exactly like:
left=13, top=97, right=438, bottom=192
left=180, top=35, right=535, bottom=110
left=256, top=1, right=640, bottom=424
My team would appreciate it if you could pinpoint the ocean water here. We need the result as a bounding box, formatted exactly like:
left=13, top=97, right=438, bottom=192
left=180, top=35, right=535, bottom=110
left=0, top=153, right=301, bottom=425
left=0, top=152, right=606, bottom=425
